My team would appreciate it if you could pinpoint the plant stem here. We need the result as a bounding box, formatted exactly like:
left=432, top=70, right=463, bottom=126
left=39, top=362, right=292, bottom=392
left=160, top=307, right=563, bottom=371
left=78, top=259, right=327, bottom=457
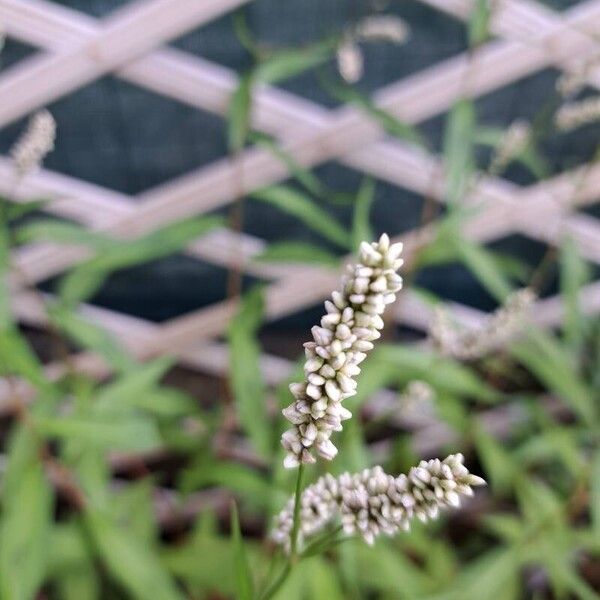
left=289, top=462, right=305, bottom=564
left=260, top=463, right=305, bottom=599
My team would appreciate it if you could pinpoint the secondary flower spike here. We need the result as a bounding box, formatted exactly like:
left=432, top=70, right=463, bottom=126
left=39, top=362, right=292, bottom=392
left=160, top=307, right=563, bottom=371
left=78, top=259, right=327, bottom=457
left=281, top=234, right=403, bottom=468
left=272, top=453, right=486, bottom=550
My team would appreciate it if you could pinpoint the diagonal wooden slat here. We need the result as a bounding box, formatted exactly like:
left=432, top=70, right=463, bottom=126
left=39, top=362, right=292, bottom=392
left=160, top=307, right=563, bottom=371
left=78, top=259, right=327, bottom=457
left=0, top=0, right=251, bottom=127
left=0, top=3, right=597, bottom=380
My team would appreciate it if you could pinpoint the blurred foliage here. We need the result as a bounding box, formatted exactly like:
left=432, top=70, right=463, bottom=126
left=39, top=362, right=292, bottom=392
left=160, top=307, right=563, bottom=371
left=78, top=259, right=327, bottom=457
left=0, top=3, right=599, bottom=600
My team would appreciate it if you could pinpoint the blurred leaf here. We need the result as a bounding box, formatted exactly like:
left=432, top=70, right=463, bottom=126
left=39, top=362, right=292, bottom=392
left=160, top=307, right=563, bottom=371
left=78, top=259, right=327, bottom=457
left=93, top=357, right=173, bottom=414
left=228, top=287, right=272, bottom=457
left=560, top=237, right=590, bottom=350
left=228, top=74, right=253, bottom=152
left=325, top=82, right=426, bottom=147
left=443, top=99, right=475, bottom=206
left=352, top=178, right=375, bottom=250
left=592, top=448, right=600, bottom=537
left=49, top=305, right=135, bottom=374
left=251, top=185, right=350, bottom=248
left=50, top=521, right=99, bottom=600
left=0, top=327, right=48, bottom=387
left=305, top=558, right=345, bottom=600
left=59, top=216, right=222, bottom=306
left=15, top=220, right=115, bottom=250
left=255, top=241, right=339, bottom=267
left=0, top=224, right=10, bottom=329
left=0, top=426, right=54, bottom=600
left=86, top=509, right=184, bottom=600
left=252, top=132, right=327, bottom=199
left=510, top=328, right=595, bottom=424
left=468, top=0, right=491, bottom=48
left=376, top=344, right=499, bottom=403
left=181, top=459, right=278, bottom=509
left=3, top=198, right=47, bottom=222
left=255, top=39, right=335, bottom=84
left=231, top=503, right=254, bottom=600
left=34, top=415, right=162, bottom=451
left=454, top=238, right=512, bottom=301
left=473, top=426, right=516, bottom=494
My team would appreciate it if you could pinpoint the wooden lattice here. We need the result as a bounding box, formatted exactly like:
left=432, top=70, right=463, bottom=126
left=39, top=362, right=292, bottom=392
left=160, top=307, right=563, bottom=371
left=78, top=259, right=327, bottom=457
left=1, top=0, right=599, bottom=490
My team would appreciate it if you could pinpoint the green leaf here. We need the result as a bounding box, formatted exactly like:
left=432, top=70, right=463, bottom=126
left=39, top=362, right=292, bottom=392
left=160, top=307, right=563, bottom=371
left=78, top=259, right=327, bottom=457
left=0, top=327, right=48, bottom=387
left=255, top=241, right=339, bottom=267
left=93, top=357, right=173, bottom=413
left=228, top=74, right=253, bottom=152
left=231, top=503, right=254, bottom=600
left=560, top=237, right=590, bottom=349
left=59, top=215, right=222, bottom=305
left=443, top=99, right=475, bottom=206
left=251, top=185, right=350, bottom=248
left=468, top=0, right=491, bottom=48
left=325, top=82, right=426, bottom=147
left=15, top=220, right=115, bottom=250
left=454, top=239, right=513, bottom=301
left=49, top=305, right=135, bottom=374
left=252, top=132, right=328, bottom=199
left=255, top=39, right=335, bottom=84
left=86, top=509, right=184, bottom=600
left=592, top=448, right=600, bottom=537
left=0, top=426, right=54, bottom=600
left=49, top=521, right=100, bottom=600
left=2, top=198, right=47, bottom=222
left=228, top=287, right=272, bottom=457
left=352, top=178, right=375, bottom=250
left=473, top=426, right=515, bottom=494
left=34, top=416, right=162, bottom=451
left=510, top=328, right=595, bottom=424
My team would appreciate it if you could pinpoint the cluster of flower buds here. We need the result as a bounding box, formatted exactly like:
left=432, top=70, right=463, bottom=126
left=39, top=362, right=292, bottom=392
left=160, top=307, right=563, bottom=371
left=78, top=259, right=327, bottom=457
left=336, top=15, right=409, bottom=83
left=489, top=120, right=531, bottom=174
left=272, top=453, right=485, bottom=550
left=555, top=96, right=600, bottom=131
left=399, top=380, right=436, bottom=419
left=10, top=110, right=56, bottom=176
left=281, top=234, right=403, bottom=468
left=430, top=288, right=536, bottom=360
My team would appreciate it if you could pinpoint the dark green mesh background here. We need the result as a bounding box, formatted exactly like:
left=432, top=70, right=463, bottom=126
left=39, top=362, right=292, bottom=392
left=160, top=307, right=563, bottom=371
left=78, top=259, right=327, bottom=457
left=0, top=0, right=596, bottom=324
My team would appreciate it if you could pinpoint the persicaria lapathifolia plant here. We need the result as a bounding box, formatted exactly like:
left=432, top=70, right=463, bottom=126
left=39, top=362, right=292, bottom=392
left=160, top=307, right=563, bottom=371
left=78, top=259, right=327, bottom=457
left=272, top=454, right=486, bottom=549
left=281, top=234, right=404, bottom=468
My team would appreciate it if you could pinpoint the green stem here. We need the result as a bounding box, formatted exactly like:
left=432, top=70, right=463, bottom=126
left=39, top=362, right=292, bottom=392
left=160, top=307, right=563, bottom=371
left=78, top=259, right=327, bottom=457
left=259, top=564, right=291, bottom=600
left=289, top=462, right=305, bottom=564
left=260, top=463, right=305, bottom=599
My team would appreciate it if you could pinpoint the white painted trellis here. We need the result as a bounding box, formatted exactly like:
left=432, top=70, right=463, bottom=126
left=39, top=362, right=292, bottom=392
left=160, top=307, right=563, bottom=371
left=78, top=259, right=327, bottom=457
left=0, top=0, right=599, bottom=466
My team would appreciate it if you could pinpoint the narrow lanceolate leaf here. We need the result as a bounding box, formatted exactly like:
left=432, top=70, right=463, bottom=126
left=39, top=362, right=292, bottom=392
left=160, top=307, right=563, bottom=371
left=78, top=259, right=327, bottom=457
left=468, top=0, right=491, bottom=48
left=255, top=38, right=335, bottom=84
left=0, top=426, right=54, bottom=600
left=560, top=237, right=590, bottom=349
left=325, top=82, right=426, bottom=147
left=510, top=329, right=595, bottom=425
left=14, top=219, right=115, bottom=250
left=228, top=287, right=272, bottom=457
left=251, top=185, right=350, bottom=248
left=352, top=178, right=375, bottom=250
left=93, top=356, right=173, bottom=414
left=592, top=448, right=600, bottom=537
left=230, top=503, right=254, bottom=600
left=228, top=74, right=253, bottom=152
left=85, top=509, right=184, bottom=600
left=33, top=416, right=162, bottom=451
left=255, top=241, right=339, bottom=267
left=454, top=239, right=513, bottom=301
left=58, top=215, right=223, bottom=306
left=443, top=99, right=475, bottom=206
left=49, top=305, right=135, bottom=374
